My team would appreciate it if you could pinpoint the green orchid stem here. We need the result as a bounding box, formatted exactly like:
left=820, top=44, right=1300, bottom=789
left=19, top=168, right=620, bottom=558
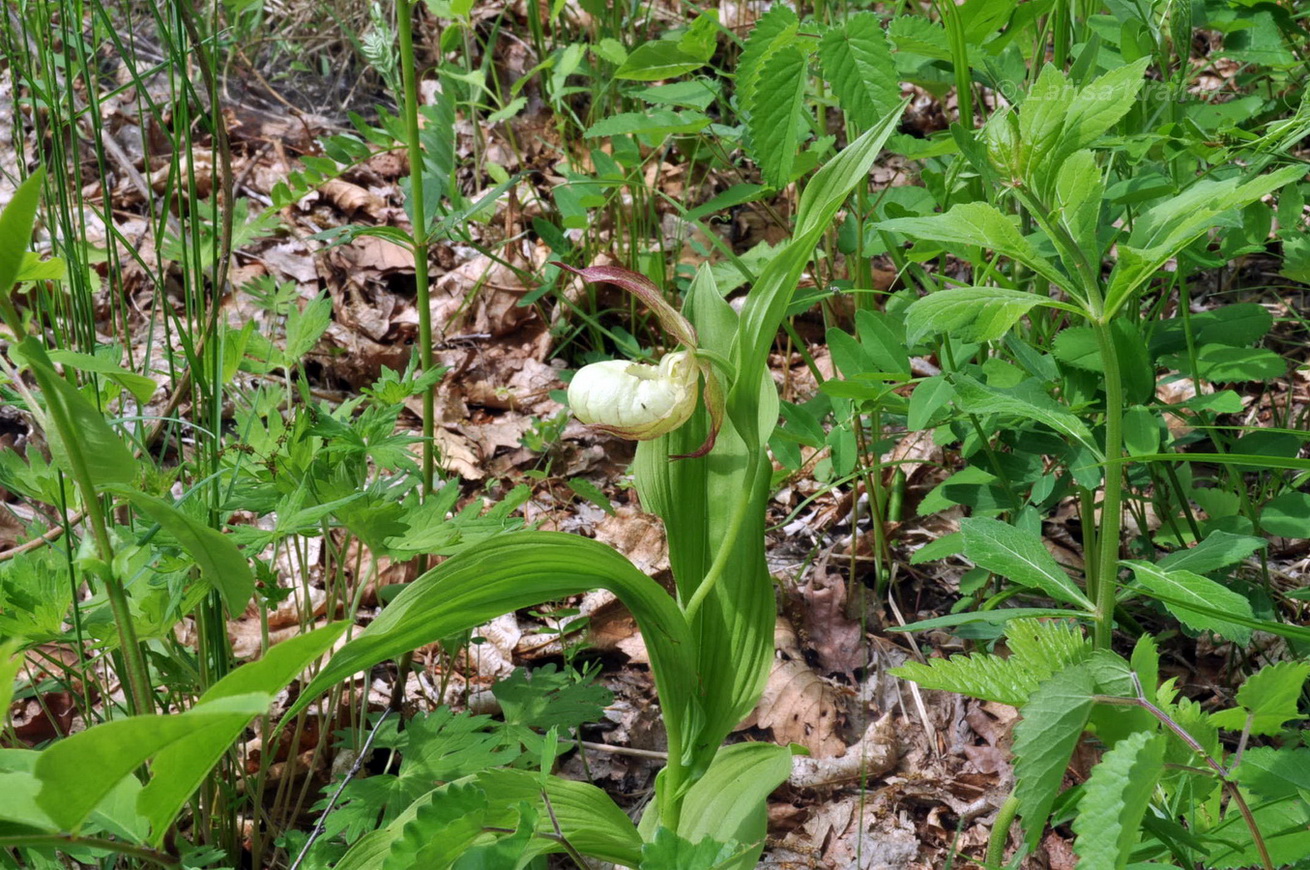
left=397, top=0, right=435, bottom=497
left=1091, top=320, right=1124, bottom=651
left=682, top=483, right=753, bottom=622
left=985, top=793, right=1019, bottom=868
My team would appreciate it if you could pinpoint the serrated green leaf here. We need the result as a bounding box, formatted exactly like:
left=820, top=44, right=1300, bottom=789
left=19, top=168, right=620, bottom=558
left=905, top=286, right=1059, bottom=344
left=1124, top=561, right=1254, bottom=644
left=736, top=6, right=799, bottom=112
left=641, top=827, right=738, bottom=870
left=961, top=517, right=1092, bottom=609
left=1210, top=660, right=1310, bottom=735
left=818, top=13, right=899, bottom=130
left=1013, top=665, right=1095, bottom=847
left=1054, top=149, right=1104, bottom=260
left=382, top=782, right=497, bottom=870
left=746, top=44, right=808, bottom=188
left=1072, top=730, right=1165, bottom=870
left=284, top=293, right=333, bottom=363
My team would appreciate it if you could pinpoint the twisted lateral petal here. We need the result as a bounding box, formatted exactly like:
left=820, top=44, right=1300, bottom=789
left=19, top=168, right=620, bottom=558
left=568, top=351, right=699, bottom=440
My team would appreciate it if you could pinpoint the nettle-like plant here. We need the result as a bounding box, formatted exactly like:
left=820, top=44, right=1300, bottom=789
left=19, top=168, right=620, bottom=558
left=876, top=61, right=1310, bottom=867
left=274, top=109, right=906, bottom=868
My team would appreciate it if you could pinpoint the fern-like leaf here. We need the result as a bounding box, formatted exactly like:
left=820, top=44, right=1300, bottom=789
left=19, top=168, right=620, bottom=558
left=817, top=13, right=899, bottom=131
left=891, top=618, right=1090, bottom=706
left=1012, top=664, right=1094, bottom=847
left=1072, top=730, right=1165, bottom=870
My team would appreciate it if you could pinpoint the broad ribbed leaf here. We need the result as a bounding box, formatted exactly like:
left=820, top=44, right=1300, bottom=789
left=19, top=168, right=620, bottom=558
left=962, top=518, right=1093, bottom=609
left=35, top=693, right=271, bottom=832
left=1071, top=730, right=1165, bottom=870
left=906, top=286, right=1067, bottom=344
left=818, top=13, right=899, bottom=130
left=640, top=742, right=792, bottom=870
left=1013, top=665, right=1094, bottom=846
left=1125, top=561, right=1254, bottom=644
left=288, top=534, right=697, bottom=762
left=747, top=44, right=807, bottom=188
left=138, top=625, right=346, bottom=843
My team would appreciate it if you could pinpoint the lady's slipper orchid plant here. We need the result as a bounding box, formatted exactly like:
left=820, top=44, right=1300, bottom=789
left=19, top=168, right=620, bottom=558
left=556, top=263, right=723, bottom=458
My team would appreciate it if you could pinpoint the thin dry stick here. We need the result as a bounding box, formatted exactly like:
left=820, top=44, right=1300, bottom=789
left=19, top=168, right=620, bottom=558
left=289, top=708, right=392, bottom=870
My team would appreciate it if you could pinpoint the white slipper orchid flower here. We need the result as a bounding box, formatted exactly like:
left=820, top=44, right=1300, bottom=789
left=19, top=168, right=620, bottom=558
left=557, top=263, right=724, bottom=459
left=568, top=350, right=699, bottom=441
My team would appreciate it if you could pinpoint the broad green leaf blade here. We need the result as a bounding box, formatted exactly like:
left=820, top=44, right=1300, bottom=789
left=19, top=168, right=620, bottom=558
left=138, top=624, right=347, bottom=843
left=747, top=44, right=807, bottom=188
left=961, top=518, right=1092, bottom=609
left=1013, top=665, right=1094, bottom=847
left=735, top=106, right=905, bottom=412
left=0, top=169, right=45, bottom=298
left=283, top=293, right=333, bottom=363
left=1071, top=730, right=1165, bottom=870
left=905, top=287, right=1065, bottom=345
left=877, top=202, right=1068, bottom=290
left=1124, top=561, right=1254, bottom=644
left=34, top=694, right=272, bottom=832
left=1053, top=149, right=1104, bottom=261
left=16, top=337, right=137, bottom=486
left=105, top=486, right=255, bottom=616
left=1210, top=660, right=1310, bottom=735
left=0, top=642, right=21, bottom=722
left=1055, top=58, right=1151, bottom=156
left=287, top=533, right=697, bottom=760
left=818, top=13, right=899, bottom=130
